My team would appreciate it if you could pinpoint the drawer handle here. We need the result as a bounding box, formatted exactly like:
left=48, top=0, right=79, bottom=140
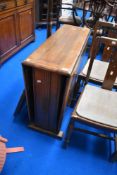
left=0, top=3, right=7, bottom=10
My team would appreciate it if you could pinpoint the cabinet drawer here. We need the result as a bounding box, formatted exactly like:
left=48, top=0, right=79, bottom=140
left=0, top=0, right=16, bottom=12
left=16, top=0, right=33, bottom=6
left=27, top=0, right=33, bottom=3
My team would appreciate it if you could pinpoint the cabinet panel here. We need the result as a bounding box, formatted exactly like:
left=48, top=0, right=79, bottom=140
left=0, top=12, right=18, bottom=57
left=33, top=69, right=50, bottom=130
left=48, top=72, right=61, bottom=132
left=18, top=8, right=34, bottom=43
left=0, top=0, right=35, bottom=65
left=33, top=69, right=61, bottom=132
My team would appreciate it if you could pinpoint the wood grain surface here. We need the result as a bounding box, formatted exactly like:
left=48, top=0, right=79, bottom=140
left=23, top=25, right=90, bottom=75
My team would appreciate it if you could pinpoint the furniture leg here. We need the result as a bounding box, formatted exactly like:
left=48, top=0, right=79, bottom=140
left=63, top=118, right=74, bottom=148
left=110, top=151, right=117, bottom=162
left=14, top=90, right=26, bottom=116
left=110, top=134, right=117, bottom=162
left=70, top=76, right=82, bottom=107
left=73, top=76, right=82, bottom=96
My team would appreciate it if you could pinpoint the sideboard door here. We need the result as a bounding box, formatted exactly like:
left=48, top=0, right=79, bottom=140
left=0, top=11, right=18, bottom=59
left=18, top=6, right=34, bottom=44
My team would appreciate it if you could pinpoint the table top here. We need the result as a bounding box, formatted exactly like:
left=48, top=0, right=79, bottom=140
left=23, top=25, right=90, bottom=75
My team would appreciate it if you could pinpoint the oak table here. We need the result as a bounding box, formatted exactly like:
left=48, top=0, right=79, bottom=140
left=21, top=25, right=90, bottom=138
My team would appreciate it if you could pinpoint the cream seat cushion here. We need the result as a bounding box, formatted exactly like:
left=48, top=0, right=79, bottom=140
left=59, top=15, right=82, bottom=25
left=76, top=85, right=117, bottom=128
left=81, top=59, right=117, bottom=85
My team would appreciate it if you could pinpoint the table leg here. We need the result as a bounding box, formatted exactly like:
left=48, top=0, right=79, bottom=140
left=14, top=90, right=26, bottom=116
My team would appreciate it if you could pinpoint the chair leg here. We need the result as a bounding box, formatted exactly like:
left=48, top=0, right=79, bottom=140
left=110, top=134, right=117, bottom=162
left=110, top=151, right=117, bottom=162
left=63, top=118, right=74, bottom=148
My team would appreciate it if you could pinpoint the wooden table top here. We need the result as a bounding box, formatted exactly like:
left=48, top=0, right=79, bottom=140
left=23, top=25, right=90, bottom=75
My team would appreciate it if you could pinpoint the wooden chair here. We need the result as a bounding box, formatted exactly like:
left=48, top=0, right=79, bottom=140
left=73, top=20, right=117, bottom=99
left=64, top=36, right=117, bottom=161
left=56, top=1, right=82, bottom=29
left=82, top=0, right=115, bottom=29
left=105, top=0, right=117, bottom=22
left=82, top=0, right=106, bottom=28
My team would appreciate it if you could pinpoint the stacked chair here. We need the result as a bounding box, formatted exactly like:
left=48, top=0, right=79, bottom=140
left=106, top=0, right=117, bottom=23
left=64, top=21, right=117, bottom=162
left=82, top=0, right=117, bottom=28
left=56, top=0, right=117, bottom=30
left=73, top=20, right=117, bottom=97
left=82, top=0, right=107, bottom=28
left=56, top=0, right=82, bottom=29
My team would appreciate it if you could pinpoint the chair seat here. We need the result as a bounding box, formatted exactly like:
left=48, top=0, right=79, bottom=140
left=76, top=85, right=117, bottom=129
left=59, top=15, right=82, bottom=25
left=81, top=59, right=117, bottom=85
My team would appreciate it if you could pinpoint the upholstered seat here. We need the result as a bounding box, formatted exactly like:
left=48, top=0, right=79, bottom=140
left=76, top=84, right=117, bottom=129
left=59, top=15, right=82, bottom=25
left=56, top=1, right=82, bottom=29
left=64, top=36, right=117, bottom=162
left=81, top=59, right=117, bottom=85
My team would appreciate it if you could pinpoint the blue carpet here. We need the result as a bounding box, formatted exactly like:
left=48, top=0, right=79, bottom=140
left=0, top=27, right=117, bottom=175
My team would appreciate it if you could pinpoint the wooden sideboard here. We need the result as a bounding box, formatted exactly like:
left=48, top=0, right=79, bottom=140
left=0, top=0, right=35, bottom=65
left=22, top=25, right=90, bottom=138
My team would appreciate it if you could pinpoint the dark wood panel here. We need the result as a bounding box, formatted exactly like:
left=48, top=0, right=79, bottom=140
left=48, top=72, right=61, bottom=132
left=23, top=65, right=34, bottom=121
left=35, top=0, right=58, bottom=26
left=33, top=69, right=51, bottom=130
left=33, top=69, right=64, bottom=133
left=18, top=8, right=33, bottom=43
left=0, top=0, right=35, bottom=65
left=0, top=12, right=18, bottom=57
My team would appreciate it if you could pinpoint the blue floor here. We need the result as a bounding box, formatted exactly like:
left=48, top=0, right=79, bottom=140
left=0, top=27, right=117, bottom=175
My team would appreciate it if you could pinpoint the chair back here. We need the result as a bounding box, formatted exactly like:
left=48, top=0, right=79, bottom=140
left=86, top=36, right=117, bottom=90
left=83, top=0, right=109, bottom=28
left=90, top=0, right=107, bottom=17
left=92, top=20, right=117, bottom=61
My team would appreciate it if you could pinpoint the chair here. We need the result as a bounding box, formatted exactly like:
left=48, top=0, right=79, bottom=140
left=73, top=20, right=117, bottom=98
left=104, top=0, right=117, bottom=22
left=64, top=36, right=117, bottom=161
left=82, top=0, right=115, bottom=29
left=56, top=0, right=82, bottom=29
